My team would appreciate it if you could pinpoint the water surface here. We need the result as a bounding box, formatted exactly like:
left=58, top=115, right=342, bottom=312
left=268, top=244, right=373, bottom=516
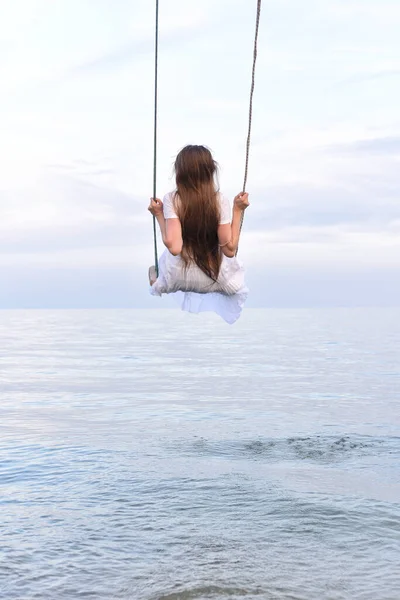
left=1, top=308, right=399, bottom=599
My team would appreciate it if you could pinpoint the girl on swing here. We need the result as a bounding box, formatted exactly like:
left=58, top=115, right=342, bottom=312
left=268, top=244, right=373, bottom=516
left=148, top=145, right=250, bottom=324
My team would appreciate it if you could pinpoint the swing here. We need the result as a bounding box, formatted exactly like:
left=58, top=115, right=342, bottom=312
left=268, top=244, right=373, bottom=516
left=149, top=0, right=262, bottom=324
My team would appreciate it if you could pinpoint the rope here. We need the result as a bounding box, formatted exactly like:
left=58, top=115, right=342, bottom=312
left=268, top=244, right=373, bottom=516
left=151, top=0, right=261, bottom=266
left=237, top=0, right=262, bottom=253
left=152, top=0, right=159, bottom=276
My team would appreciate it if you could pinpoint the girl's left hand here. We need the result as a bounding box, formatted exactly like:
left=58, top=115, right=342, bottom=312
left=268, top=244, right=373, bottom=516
left=148, top=198, right=163, bottom=217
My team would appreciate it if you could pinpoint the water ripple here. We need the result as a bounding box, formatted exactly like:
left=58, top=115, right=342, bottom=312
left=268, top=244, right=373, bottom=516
left=178, top=434, right=399, bottom=463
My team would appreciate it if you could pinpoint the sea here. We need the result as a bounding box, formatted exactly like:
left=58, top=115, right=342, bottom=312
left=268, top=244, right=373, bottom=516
left=0, top=308, right=399, bottom=600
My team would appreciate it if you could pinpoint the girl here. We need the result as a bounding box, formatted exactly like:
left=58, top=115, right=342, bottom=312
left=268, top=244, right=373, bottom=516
left=148, top=145, right=250, bottom=324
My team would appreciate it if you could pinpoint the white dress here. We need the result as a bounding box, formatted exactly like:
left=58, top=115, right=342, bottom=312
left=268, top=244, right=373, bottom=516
left=150, top=192, right=248, bottom=324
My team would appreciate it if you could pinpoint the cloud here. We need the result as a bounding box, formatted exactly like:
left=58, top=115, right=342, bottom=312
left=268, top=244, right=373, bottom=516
left=339, top=69, right=400, bottom=85
left=68, top=40, right=152, bottom=76
left=331, top=136, right=400, bottom=156
left=0, top=174, right=148, bottom=256
left=244, top=182, right=397, bottom=231
left=238, top=133, right=400, bottom=238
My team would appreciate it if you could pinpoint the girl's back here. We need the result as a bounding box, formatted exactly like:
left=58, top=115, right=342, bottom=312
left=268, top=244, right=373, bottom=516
left=147, top=145, right=250, bottom=323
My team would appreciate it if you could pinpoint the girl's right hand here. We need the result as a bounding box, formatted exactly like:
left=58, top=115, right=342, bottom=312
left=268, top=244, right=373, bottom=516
left=234, top=192, right=250, bottom=211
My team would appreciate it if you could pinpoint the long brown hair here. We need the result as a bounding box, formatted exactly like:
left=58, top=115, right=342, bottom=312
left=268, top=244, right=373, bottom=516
left=173, top=145, right=222, bottom=280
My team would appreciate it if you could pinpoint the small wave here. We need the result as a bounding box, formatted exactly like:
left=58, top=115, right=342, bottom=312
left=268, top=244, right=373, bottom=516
left=181, top=434, right=398, bottom=464
left=153, top=585, right=265, bottom=600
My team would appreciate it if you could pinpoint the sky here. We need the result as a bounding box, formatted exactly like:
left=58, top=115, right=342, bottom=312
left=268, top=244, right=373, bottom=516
left=1, top=0, right=399, bottom=308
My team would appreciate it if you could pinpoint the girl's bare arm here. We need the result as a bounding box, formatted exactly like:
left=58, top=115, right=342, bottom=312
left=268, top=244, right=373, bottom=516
left=218, top=193, right=250, bottom=257
left=156, top=213, right=183, bottom=256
